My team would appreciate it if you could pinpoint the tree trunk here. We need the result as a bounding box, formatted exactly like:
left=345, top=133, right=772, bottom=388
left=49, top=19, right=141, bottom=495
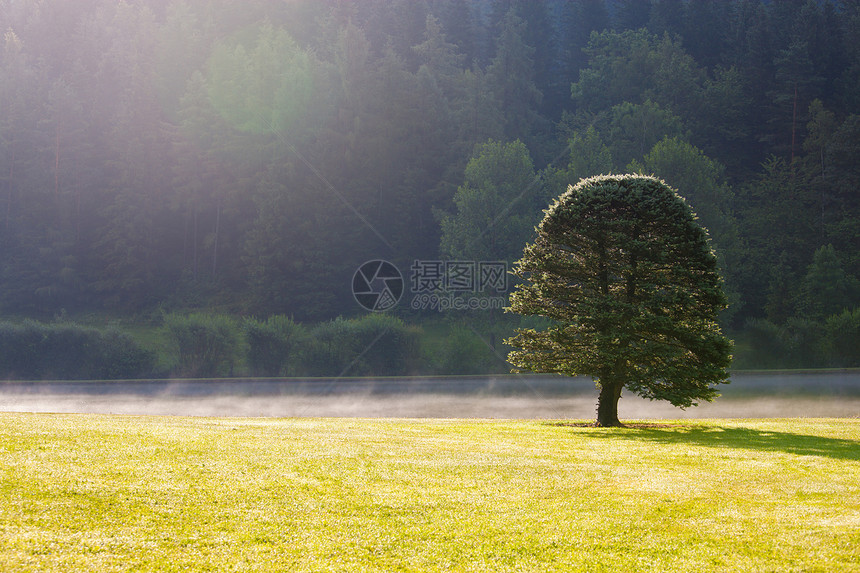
left=595, top=378, right=624, bottom=427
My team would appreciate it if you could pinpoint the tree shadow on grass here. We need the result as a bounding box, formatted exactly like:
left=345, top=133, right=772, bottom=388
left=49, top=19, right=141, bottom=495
left=552, top=423, right=860, bottom=462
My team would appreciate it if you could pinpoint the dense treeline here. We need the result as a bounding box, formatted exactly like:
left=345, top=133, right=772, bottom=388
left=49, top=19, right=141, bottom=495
left=0, top=320, right=154, bottom=379
left=0, top=314, right=484, bottom=379
left=0, top=1, right=858, bottom=368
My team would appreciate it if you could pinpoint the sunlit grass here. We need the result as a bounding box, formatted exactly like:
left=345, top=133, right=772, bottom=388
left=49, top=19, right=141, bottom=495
left=1, top=414, right=858, bottom=572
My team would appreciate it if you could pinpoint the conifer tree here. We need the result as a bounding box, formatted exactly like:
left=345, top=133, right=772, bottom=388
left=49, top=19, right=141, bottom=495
left=506, top=175, right=732, bottom=427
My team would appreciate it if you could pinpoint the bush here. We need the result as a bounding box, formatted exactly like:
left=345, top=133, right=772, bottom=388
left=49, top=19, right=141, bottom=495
left=301, top=318, right=357, bottom=377
left=783, top=317, right=827, bottom=367
left=39, top=322, right=103, bottom=378
left=823, top=308, right=860, bottom=367
left=243, top=315, right=307, bottom=376
left=0, top=320, right=154, bottom=380
left=0, top=321, right=44, bottom=379
left=95, top=328, right=158, bottom=379
left=345, top=314, right=422, bottom=376
left=740, top=316, right=851, bottom=369
left=301, top=315, right=423, bottom=377
left=737, top=319, right=790, bottom=369
left=163, top=313, right=240, bottom=378
left=438, top=325, right=497, bottom=375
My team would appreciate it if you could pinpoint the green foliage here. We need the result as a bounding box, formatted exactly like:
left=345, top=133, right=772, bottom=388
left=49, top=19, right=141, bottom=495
left=0, top=321, right=154, bottom=380
left=630, top=137, right=735, bottom=242
left=566, top=126, right=614, bottom=182
left=451, top=66, right=504, bottom=152
left=736, top=157, right=820, bottom=321
left=694, top=65, right=750, bottom=162
left=782, top=317, right=829, bottom=369
left=486, top=9, right=542, bottom=142
left=242, top=170, right=340, bottom=321
left=439, top=139, right=539, bottom=263
left=242, top=315, right=307, bottom=377
left=0, top=1, right=857, bottom=370
left=437, top=324, right=497, bottom=375
left=572, top=29, right=705, bottom=121
left=207, top=21, right=315, bottom=136
left=163, top=313, right=240, bottom=378
left=608, top=100, right=687, bottom=169
left=302, top=315, right=422, bottom=377
left=631, top=137, right=744, bottom=322
left=301, top=318, right=358, bottom=377
left=764, top=252, right=800, bottom=324
left=0, top=322, right=47, bottom=380
left=822, top=115, right=860, bottom=275
left=802, top=99, right=837, bottom=176
left=507, top=175, right=732, bottom=425
left=799, top=244, right=859, bottom=320
left=738, top=313, right=858, bottom=370
left=348, top=314, right=423, bottom=376
left=411, top=15, right=464, bottom=95
left=95, top=328, right=159, bottom=380
left=823, top=308, right=860, bottom=368
left=736, top=319, right=791, bottom=370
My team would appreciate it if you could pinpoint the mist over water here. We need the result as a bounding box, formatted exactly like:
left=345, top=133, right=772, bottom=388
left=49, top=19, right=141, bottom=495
left=1, top=373, right=858, bottom=419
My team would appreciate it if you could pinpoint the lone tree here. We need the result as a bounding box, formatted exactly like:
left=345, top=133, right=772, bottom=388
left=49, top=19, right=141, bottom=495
left=506, top=175, right=732, bottom=427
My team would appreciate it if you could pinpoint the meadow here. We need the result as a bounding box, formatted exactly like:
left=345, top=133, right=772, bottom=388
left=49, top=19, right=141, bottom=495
left=0, top=414, right=858, bottom=572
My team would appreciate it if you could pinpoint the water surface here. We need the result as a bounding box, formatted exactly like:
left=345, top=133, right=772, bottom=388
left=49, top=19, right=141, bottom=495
left=1, top=372, right=858, bottom=419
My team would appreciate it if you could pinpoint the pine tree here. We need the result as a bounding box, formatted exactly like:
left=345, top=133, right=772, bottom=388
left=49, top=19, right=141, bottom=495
left=614, top=0, right=650, bottom=31
left=435, top=0, right=476, bottom=65
left=507, top=175, right=732, bottom=427
left=486, top=8, right=542, bottom=142
left=439, top=139, right=538, bottom=263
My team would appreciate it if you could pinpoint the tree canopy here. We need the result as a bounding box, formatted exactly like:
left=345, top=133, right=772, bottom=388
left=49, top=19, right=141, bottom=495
left=0, top=0, right=857, bottom=369
left=506, top=175, right=733, bottom=426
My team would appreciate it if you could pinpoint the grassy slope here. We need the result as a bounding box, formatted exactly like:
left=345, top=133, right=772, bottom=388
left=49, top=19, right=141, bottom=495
left=0, top=414, right=858, bottom=572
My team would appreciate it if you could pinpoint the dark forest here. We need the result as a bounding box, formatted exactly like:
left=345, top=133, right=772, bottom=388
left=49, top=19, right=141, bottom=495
left=0, top=0, right=858, bottom=374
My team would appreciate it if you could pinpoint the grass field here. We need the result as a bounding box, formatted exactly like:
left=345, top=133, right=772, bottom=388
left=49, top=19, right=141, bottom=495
left=0, top=414, right=858, bottom=572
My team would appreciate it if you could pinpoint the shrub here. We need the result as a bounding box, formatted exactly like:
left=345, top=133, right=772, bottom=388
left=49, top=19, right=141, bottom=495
left=823, top=308, right=860, bottom=368
left=439, top=325, right=496, bottom=375
left=300, top=315, right=423, bottom=377
left=742, top=317, right=836, bottom=369
left=95, top=328, right=157, bottom=379
left=346, top=314, right=422, bottom=376
left=784, top=317, right=828, bottom=367
left=243, top=315, right=307, bottom=377
left=0, top=320, right=154, bottom=380
left=740, top=319, right=790, bottom=369
left=163, top=313, right=240, bottom=378
left=0, top=321, right=42, bottom=379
